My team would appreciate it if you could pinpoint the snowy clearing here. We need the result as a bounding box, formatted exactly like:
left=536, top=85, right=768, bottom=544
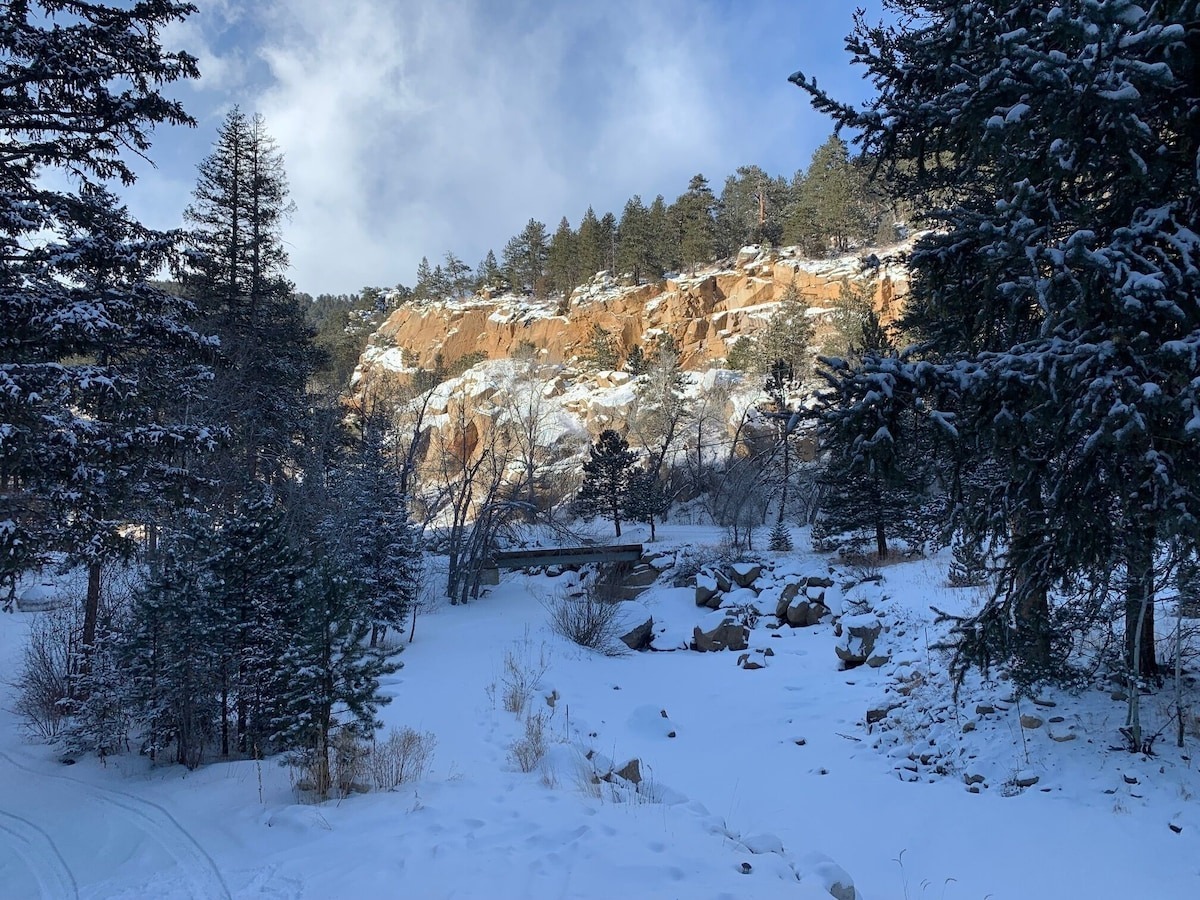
left=2, top=525, right=1199, bottom=898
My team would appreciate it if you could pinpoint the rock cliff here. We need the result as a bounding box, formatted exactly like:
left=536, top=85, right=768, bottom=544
left=355, top=243, right=909, bottom=384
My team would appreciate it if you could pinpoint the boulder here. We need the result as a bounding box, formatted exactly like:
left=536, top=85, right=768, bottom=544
left=834, top=615, right=883, bottom=668
left=620, top=617, right=654, bottom=651
left=729, top=562, right=762, bottom=588
left=1019, top=715, right=1043, bottom=730
left=786, top=599, right=829, bottom=628
left=612, top=758, right=642, bottom=785
left=618, top=564, right=659, bottom=599
left=695, top=573, right=719, bottom=606
left=779, top=581, right=804, bottom=604
left=693, top=618, right=750, bottom=652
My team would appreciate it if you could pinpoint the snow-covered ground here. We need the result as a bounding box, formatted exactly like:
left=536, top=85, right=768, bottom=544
left=2, top=525, right=1199, bottom=898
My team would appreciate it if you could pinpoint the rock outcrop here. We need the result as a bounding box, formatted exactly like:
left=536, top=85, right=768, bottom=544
left=356, top=243, right=910, bottom=384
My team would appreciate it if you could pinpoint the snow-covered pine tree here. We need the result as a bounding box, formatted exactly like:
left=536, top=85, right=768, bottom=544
left=794, top=1, right=1200, bottom=682
left=203, top=489, right=305, bottom=758
left=271, top=556, right=397, bottom=799
left=625, top=468, right=669, bottom=542
left=812, top=311, right=932, bottom=558
left=0, top=1, right=210, bottom=643
left=575, top=430, right=637, bottom=537
left=122, top=515, right=226, bottom=767
left=181, top=108, right=315, bottom=490
left=768, top=519, right=794, bottom=552
left=333, top=409, right=420, bottom=647
left=947, top=534, right=988, bottom=588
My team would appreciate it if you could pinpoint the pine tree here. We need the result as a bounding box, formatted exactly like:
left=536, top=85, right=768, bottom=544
left=576, top=207, right=605, bottom=279
left=616, top=196, right=654, bottom=283
left=123, top=514, right=226, bottom=767
left=271, top=556, right=396, bottom=798
left=333, top=411, right=420, bottom=647
left=948, top=534, right=988, bottom=588
left=794, top=1, right=1200, bottom=682
left=598, top=212, right=618, bottom=271
left=182, top=108, right=315, bottom=490
left=502, top=218, right=549, bottom=296
left=475, top=249, right=503, bottom=291
left=676, top=174, right=718, bottom=271
left=0, top=0, right=208, bottom=641
left=768, top=520, right=794, bottom=552
left=625, top=468, right=669, bottom=542
left=415, top=256, right=434, bottom=299
left=647, top=194, right=678, bottom=276
left=546, top=216, right=579, bottom=297
left=575, top=430, right=637, bottom=537
left=813, top=312, right=930, bottom=558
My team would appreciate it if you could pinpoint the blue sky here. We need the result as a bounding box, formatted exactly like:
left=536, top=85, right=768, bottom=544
left=129, top=1, right=885, bottom=295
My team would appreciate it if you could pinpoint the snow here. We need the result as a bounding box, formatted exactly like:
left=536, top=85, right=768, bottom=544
left=3, top=533, right=1200, bottom=898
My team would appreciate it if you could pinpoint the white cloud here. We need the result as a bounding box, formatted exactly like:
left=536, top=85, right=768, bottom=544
left=132, top=1, right=879, bottom=295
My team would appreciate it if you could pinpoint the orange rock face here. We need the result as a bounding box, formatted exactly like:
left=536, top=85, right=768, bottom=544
left=359, top=246, right=908, bottom=381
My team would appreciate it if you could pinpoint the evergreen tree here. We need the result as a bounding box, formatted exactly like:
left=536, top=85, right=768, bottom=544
left=616, top=195, right=655, bottom=283
left=575, top=430, right=637, bottom=537
left=123, top=514, right=226, bottom=767
left=676, top=174, right=718, bottom=270
left=598, top=212, right=619, bottom=272
left=750, top=284, right=815, bottom=378
left=576, top=207, right=605, bottom=279
left=625, top=468, right=670, bottom=542
left=0, top=0, right=208, bottom=639
left=583, top=324, right=619, bottom=370
left=647, top=194, right=678, bottom=276
left=443, top=251, right=472, bottom=297
left=715, top=165, right=787, bottom=255
left=768, top=520, right=794, bottom=552
left=415, top=256, right=434, bottom=299
left=794, top=1, right=1200, bottom=684
left=271, top=555, right=396, bottom=798
left=624, top=345, right=647, bottom=376
left=502, top=218, right=549, bottom=296
left=813, top=313, right=929, bottom=558
left=332, top=411, right=420, bottom=647
left=546, top=216, right=579, bottom=297
left=475, top=249, right=503, bottom=291
left=182, top=108, right=315, bottom=489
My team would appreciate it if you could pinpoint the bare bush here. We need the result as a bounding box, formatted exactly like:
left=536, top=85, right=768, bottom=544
left=509, top=711, right=547, bottom=773
left=13, top=606, right=79, bottom=740
left=371, top=726, right=437, bottom=790
left=501, top=633, right=550, bottom=716
left=543, top=573, right=626, bottom=656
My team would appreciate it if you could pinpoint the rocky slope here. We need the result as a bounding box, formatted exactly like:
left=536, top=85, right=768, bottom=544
left=352, top=243, right=911, bottom=509
left=355, top=243, right=909, bottom=382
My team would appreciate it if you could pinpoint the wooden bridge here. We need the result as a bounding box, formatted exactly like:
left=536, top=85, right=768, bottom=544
left=481, top=543, right=644, bottom=584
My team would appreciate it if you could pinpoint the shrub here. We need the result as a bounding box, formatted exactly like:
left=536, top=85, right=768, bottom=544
left=371, top=726, right=437, bottom=790
left=14, top=606, right=78, bottom=741
left=543, top=576, right=626, bottom=656
left=501, top=633, right=550, bottom=716
left=509, top=711, right=547, bottom=773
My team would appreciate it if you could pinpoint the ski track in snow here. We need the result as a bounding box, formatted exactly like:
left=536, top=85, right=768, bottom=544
left=0, top=751, right=231, bottom=900
left=0, top=807, right=80, bottom=900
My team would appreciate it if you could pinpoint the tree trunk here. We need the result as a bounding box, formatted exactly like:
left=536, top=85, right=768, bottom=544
left=1125, top=523, right=1158, bottom=679
left=82, top=561, right=101, bottom=659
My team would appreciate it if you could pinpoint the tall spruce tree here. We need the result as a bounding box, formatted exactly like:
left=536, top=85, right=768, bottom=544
left=546, top=216, right=579, bottom=297
left=794, top=2, right=1200, bottom=687
left=676, top=174, right=718, bottom=271
left=0, top=0, right=209, bottom=637
left=576, top=207, right=605, bottom=279
left=182, top=108, right=314, bottom=490
left=502, top=218, right=549, bottom=296
left=617, top=196, right=655, bottom=284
